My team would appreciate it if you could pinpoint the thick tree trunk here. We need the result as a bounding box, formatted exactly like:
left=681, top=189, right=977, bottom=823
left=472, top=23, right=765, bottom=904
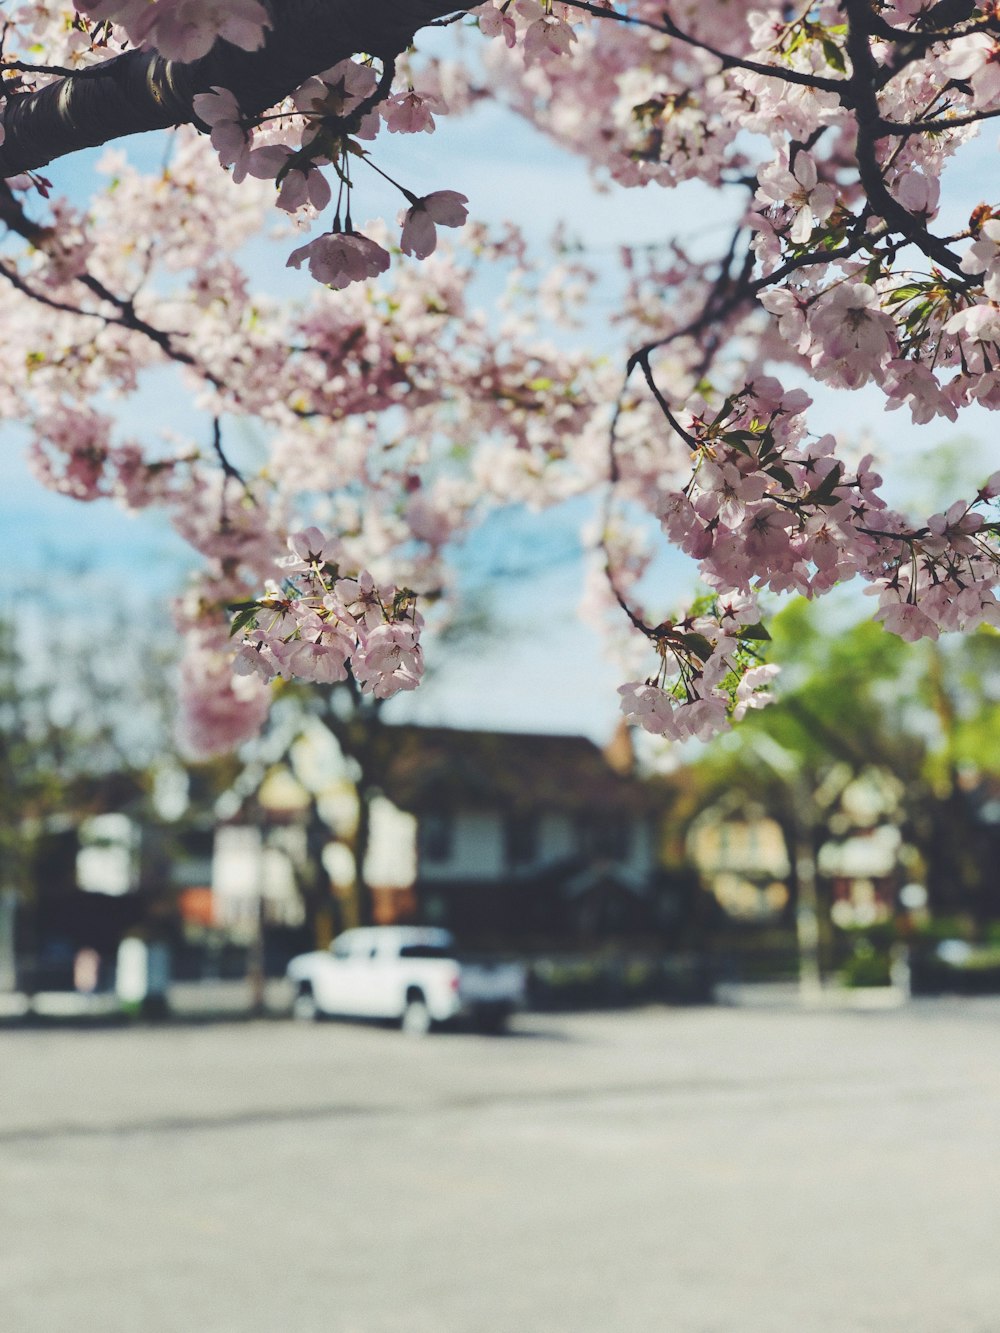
left=295, top=791, right=344, bottom=948
left=0, top=1, right=469, bottom=178
left=353, top=783, right=375, bottom=928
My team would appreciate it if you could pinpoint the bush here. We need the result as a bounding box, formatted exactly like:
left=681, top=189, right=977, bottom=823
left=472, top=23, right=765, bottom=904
left=839, top=941, right=892, bottom=989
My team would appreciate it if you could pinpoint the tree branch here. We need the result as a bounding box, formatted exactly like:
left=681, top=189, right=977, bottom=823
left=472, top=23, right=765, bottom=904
left=563, top=0, right=849, bottom=98
left=0, top=0, right=469, bottom=178
left=843, top=0, right=966, bottom=277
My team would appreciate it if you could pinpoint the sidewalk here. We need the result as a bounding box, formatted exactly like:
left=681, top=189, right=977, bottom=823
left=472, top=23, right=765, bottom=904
left=0, top=978, right=296, bottom=1024
left=1, top=977, right=911, bottom=1025
left=714, top=979, right=908, bottom=1010
left=170, top=977, right=295, bottom=1018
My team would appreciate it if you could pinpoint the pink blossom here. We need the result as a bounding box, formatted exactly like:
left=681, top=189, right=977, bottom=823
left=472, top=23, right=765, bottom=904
left=618, top=682, right=682, bottom=738
left=757, top=152, right=836, bottom=246
left=284, top=639, right=350, bottom=685
left=15, top=0, right=1000, bottom=757
left=277, top=526, right=335, bottom=571
left=383, top=91, right=446, bottom=135
left=286, top=231, right=391, bottom=289
left=733, top=665, right=780, bottom=721
left=274, top=166, right=329, bottom=213
left=233, top=631, right=285, bottom=683
left=892, top=171, right=939, bottom=221
left=959, top=220, right=1000, bottom=302
left=292, top=60, right=377, bottom=118
left=522, top=12, right=577, bottom=64
left=942, top=34, right=1000, bottom=110
left=353, top=622, right=424, bottom=697
left=335, top=572, right=383, bottom=629
left=178, top=644, right=270, bottom=759
left=478, top=4, right=516, bottom=47
left=192, top=86, right=251, bottom=176
left=79, top=0, right=269, bottom=61
left=400, top=191, right=470, bottom=260
left=808, top=283, right=895, bottom=388
left=873, top=598, right=940, bottom=643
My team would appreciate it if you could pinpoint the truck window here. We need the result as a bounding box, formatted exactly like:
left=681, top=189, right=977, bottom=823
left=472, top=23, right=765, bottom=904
left=398, top=944, right=452, bottom=960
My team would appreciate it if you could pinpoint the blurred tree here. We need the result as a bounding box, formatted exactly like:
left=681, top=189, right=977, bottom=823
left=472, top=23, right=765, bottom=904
left=688, top=599, right=1000, bottom=921
left=0, top=617, right=69, bottom=900
left=0, top=600, right=198, bottom=902
left=258, top=594, right=501, bottom=938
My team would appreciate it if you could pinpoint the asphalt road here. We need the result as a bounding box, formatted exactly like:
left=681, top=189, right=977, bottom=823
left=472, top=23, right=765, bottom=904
left=3, top=1000, right=1000, bottom=1333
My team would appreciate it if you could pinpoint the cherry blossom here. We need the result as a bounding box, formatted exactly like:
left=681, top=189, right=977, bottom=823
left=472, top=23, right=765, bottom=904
left=400, top=192, right=470, bottom=260
left=477, top=4, right=517, bottom=49
left=384, top=91, right=446, bottom=136
left=4, top=0, right=1000, bottom=752
left=286, top=231, right=391, bottom=288
left=75, top=0, right=270, bottom=62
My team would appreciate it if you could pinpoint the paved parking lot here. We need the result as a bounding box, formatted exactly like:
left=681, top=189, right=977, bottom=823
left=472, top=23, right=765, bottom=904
left=3, top=1000, right=1000, bottom=1332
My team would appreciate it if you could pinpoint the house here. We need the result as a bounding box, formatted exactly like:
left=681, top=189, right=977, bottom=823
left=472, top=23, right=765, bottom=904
left=686, top=770, right=916, bottom=929
left=686, top=799, right=791, bottom=922
left=369, top=725, right=662, bottom=945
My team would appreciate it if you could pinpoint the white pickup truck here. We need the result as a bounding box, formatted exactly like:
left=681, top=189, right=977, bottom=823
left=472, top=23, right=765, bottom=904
left=286, top=926, right=527, bottom=1034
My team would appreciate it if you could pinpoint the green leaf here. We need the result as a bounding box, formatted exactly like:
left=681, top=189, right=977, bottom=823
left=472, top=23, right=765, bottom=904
left=723, top=435, right=753, bottom=457
left=229, top=606, right=260, bottom=638
left=887, top=283, right=926, bottom=305
left=821, top=37, right=846, bottom=72
left=679, top=632, right=714, bottom=662
left=811, top=461, right=844, bottom=505
left=767, top=465, right=796, bottom=489
left=740, top=622, right=772, bottom=642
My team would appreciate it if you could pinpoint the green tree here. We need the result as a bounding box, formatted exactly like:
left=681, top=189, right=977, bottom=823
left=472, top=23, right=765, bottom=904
left=691, top=598, right=1000, bottom=921
left=0, top=602, right=190, bottom=904
left=0, top=619, right=67, bottom=899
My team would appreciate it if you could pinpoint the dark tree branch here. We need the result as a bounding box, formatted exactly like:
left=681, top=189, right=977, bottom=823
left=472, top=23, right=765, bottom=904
left=843, top=0, right=966, bottom=277
left=0, top=0, right=470, bottom=178
left=563, top=0, right=849, bottom=98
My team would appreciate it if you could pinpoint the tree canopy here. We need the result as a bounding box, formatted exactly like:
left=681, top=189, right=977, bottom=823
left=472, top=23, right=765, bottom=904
left=4, top=1, right=1000, bottom=755
left=691, top=601, right=1000, bottom=913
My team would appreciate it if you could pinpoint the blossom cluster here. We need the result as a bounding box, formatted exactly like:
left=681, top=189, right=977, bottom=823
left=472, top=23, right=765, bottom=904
left=230, top=528, right=425, bottom=699
left=617, top=593, right=779, bottom=742
left=75, top=0, right=270, bottom=62
left=190, top=61, right=469, bottom=288
left=651, top=378, right=1000, bottom=657
left=476, top=1, right=579, bottom=63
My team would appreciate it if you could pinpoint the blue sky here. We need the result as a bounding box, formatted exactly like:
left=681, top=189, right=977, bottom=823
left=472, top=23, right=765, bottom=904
left=2, top=29, right=997, bottom=741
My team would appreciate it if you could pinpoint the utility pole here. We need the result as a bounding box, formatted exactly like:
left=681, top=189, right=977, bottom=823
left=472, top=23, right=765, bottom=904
left=0, top=888, right=17, bottom=992
left=246, top=828, right=267, bottom=1016
left=794, top=836, right=823, bottom=1003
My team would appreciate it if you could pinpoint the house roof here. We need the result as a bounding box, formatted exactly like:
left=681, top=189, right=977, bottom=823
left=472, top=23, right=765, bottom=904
left=376, top=725, right=656, bottom=817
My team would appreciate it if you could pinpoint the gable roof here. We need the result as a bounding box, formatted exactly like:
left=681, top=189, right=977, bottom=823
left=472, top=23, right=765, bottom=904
left=376, top=725, right=655, bottom=816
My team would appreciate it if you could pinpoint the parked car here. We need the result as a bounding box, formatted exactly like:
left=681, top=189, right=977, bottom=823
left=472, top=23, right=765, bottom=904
left=286, top=926, right=527, bottom=1034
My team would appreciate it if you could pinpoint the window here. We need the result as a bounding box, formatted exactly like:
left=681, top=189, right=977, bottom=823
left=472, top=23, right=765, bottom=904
left=398, top=944, right=453, bottom=960
left=505, top=814, right=539, bottom=867
left=588, top=815, right=630, bottom=861
left=420, top=813, right=454, bottom=863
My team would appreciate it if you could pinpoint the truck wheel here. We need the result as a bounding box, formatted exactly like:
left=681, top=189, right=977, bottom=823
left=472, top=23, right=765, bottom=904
left=292, top=982, right=320, bottom=1022
left=401, top=992, right=432, bottom=1036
